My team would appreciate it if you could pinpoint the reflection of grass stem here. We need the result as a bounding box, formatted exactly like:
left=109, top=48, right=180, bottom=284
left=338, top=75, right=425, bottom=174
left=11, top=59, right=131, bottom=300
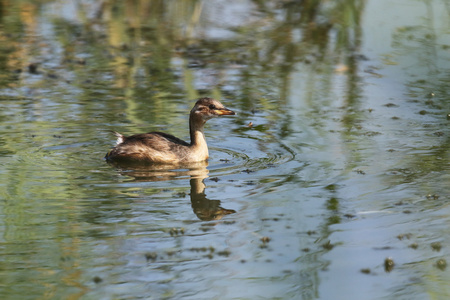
left=185, top=1, right=203, bottom=41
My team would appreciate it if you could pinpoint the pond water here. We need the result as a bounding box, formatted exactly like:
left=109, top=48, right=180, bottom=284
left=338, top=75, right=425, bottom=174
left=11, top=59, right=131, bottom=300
left=0, top=0, right=449, bottom=299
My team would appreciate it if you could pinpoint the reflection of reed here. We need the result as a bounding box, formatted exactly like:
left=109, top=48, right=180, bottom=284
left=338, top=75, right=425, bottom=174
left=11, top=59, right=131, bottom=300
left=108, top=160, right=236, bottom=220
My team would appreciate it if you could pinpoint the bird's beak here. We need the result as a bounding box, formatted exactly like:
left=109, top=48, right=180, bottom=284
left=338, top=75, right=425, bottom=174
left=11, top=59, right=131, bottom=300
left=215, top=108, right=236, bottom=116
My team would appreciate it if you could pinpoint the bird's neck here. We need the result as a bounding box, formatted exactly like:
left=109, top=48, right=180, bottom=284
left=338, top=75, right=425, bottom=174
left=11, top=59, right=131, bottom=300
left=189, top=117, right=209, bottom=159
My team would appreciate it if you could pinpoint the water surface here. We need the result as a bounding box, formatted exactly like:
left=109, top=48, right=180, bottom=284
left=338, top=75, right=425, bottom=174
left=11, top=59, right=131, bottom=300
left=0, top=0, right=449, bottom=299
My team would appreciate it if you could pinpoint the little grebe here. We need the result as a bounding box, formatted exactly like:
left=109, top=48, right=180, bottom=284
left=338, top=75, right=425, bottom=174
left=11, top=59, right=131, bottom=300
left=105, top=98, right=235, bottom=164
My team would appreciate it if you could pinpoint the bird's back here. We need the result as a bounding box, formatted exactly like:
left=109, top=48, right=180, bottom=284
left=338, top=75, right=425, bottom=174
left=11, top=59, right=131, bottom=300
left=105, top=132, right=190, bottom=163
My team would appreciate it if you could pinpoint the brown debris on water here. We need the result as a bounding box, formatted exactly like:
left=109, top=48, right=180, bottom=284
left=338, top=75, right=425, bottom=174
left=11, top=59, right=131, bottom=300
left=408, top=243, right=418, bottom=250
left=260, top=236, right=271, bottom=243
left=435, top=258, right=447, bottom=271
left=145, top=252, right=157, bottom=262
left=430, top=242, right=442, bottom=252
left=360, top=268, right=371, bottom=274
left=92, top=276, right=103, bottom=284
left=384, top=257, right=395, bottom=272
left=28, top=63, right=40, bottom=74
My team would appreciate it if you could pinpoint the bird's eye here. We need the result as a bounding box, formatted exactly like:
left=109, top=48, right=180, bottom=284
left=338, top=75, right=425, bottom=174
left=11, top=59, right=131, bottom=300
left=209, top=104, right=216, bottom=110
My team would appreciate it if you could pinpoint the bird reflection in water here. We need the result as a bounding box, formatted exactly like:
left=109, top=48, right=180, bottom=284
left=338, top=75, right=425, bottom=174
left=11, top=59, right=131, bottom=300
left=189, top=176, right=236, bottom=221
left=107, top=160, right=236, bottom=221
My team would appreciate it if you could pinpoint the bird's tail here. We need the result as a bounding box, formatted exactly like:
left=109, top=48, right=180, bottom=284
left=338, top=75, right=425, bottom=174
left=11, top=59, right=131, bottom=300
left=110, top=130, right=124, bottom=145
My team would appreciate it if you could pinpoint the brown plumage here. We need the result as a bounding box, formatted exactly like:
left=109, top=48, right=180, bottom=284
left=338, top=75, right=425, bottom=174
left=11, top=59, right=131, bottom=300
left=105, top=98, right=235, bottom=164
